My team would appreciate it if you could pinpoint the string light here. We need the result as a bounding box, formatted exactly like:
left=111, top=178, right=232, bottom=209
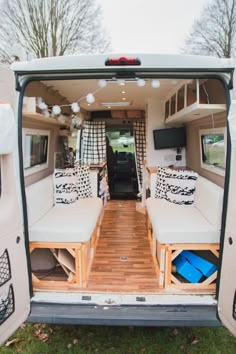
left=98, top=79, right=107, bottom=88
left=37, top=79, right=162, bottom=121
left=86, top=93, right=95, bottom=104
left=151, top=80, right=160, bottom=88
left=52, top=105, right=61, bottom=115
left=71, top=102, right=80, bottom=113
left=137, top=79, right=146, bottom=87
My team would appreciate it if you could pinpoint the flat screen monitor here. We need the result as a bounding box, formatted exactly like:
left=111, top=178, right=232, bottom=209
left=153, top=127, right=186, bottom=150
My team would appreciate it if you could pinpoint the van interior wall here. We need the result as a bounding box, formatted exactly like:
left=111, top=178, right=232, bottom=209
left=146, top=98, right=186, bottom=167
left=23, top=116, right=61, bottom=187
left=185, top=112, right=227, bottom=188
left=199, top=79, right=226, bottom=104
left=23, top=81, right=71, bottom=187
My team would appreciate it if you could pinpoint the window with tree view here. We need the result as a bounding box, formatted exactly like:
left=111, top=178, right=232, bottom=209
left=23, top=129, right=50, bottom=175
left=200, top=128, right=226, bottom=174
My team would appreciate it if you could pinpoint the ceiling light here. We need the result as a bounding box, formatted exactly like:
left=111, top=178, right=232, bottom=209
left=101, top=102, right=131, bottom=107
left=122, top=90, right=126, bottom=94
left=122, top=97, right=126, bottom=100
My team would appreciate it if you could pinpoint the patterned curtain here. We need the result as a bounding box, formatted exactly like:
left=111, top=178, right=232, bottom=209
left=133, top=121, right=146, bottom=194
left=82, top=121, right=106, bottom=164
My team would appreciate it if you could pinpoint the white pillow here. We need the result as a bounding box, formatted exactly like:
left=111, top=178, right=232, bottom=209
left=54, top=169, right=77, bottom=206
left=164, top=168, right=198, bottom=205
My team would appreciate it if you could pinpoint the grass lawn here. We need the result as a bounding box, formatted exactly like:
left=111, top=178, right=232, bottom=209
left=1, top=324, right=236, bottom=353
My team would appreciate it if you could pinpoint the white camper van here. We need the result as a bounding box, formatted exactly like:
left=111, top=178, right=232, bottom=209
left=0, top=54, right=236, bottom=343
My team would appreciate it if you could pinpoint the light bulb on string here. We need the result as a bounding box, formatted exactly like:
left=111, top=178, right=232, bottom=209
left=71, top=102, right=80, bottom=113
left=137, top=79, right=146, bottom=87
left=52, top=105, right=61, bottom=115
left=151, top=80, right=161, bottom=88
left=98, top=79, right=107, bottom=88
left=86, top=93, right=95, bottom=104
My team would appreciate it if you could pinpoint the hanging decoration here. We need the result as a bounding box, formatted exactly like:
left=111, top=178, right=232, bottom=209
left=71, top=102, right=80, bottom=113
left=52, top=105, right=61, bottom=116
left=36, top=79, right=161, bottom=127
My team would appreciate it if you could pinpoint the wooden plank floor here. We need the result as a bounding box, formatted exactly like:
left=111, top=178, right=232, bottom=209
left=87, top=200, right=159, bottom=292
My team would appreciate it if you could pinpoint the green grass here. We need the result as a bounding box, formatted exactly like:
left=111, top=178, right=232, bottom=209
left=1, top=324, right=236, bottom=353
left=112, top=145, right=135, bottom=153
left=204, top=146, right=225, bottom=169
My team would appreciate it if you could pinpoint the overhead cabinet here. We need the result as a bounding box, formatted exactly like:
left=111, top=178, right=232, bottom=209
left=164, top=79, right=226, bottom=124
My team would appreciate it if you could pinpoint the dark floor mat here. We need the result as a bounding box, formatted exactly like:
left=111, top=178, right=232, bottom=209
left=110, top=192, right=138, bottom=200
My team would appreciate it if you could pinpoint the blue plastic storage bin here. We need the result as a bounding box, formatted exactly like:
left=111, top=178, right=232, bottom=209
left=181, top=250, right=217, bottom=277
left=173, top=255, right=203, bottom=283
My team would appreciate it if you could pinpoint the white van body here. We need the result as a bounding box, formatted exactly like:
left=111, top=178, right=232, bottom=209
left=0, top=54, right=236, bottom=343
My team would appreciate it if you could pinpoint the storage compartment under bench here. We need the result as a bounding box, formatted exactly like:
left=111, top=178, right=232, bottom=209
left=30, top=240, right=93, bottom=289
left=146, top=174, right=223, bottom=291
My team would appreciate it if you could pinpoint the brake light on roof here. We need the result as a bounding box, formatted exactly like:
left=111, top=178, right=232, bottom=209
left=105, top=57, right=141, bottom=66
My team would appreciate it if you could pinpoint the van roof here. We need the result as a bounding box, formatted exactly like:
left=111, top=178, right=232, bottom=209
left=11, top=53, right=235, bottom=73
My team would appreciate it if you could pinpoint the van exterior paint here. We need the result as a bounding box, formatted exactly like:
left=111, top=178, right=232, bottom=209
left=0, top=54, right=236, bottom=344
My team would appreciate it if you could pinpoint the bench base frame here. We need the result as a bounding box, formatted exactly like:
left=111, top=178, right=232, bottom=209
left=29, top=219, right=101, bottom=290
left=147, top=215, right=219, bottom=290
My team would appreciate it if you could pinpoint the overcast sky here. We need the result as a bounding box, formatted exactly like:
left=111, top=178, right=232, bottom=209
left=97, top=0, right=206, bottom=54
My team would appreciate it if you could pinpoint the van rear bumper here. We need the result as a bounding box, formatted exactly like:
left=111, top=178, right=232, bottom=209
left=28, top=303, right=221, bottom=327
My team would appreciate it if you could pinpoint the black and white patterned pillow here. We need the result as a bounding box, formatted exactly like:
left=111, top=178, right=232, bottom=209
left=54, top=168, right=77, bottom=206
left=164, top=168, right=198, bottom=205
left=155, top=166, right=167, bottom=199
left=74, top=164, right=93, bottom=199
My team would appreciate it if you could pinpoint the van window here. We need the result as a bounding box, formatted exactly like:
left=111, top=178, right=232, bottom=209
left=200, top=127, right=226, bottom=175
left=107, top=130, right=135, bottom=154
left=23, top=128, right=50, bottom=176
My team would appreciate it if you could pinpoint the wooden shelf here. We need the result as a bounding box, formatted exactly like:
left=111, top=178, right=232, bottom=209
left=164, top=79, right=226, bottom=124
left=23, top=112, right=70, bottom=127
left=165, top=102, right=226, bottom=124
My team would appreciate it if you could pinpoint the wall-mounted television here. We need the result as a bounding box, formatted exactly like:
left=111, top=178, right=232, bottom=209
left=153, top=127, right=186, bottom=150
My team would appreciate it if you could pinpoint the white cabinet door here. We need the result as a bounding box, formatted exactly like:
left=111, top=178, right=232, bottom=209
left=218, top=100, right=236, bottom=336
left=0, top=103, right=30, bottom=344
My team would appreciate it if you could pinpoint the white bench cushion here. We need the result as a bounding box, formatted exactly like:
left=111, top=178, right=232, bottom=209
left=29, top=197, right=102, bottom=243
left=146, top=198, right=220, bottom=244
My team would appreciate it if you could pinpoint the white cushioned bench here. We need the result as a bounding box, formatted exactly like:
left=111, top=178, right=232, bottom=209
left=26, top=175, right=103, bottom=289
left=29, top=199, right=102, bottom=243
left=146, top=175, right=223, bottom=290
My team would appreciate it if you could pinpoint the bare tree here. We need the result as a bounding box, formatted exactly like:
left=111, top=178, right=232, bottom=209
left=0, top=0, right=111, bottom=63
left=183, top=0, right=236, bottom=58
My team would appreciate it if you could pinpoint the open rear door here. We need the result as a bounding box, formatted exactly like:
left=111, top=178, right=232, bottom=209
left=218, top=98, right=236, bottom=336
left=0, top=70, right=30, bottom=345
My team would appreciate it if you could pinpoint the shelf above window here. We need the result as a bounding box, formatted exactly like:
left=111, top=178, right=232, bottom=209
left=164, top=79, right=226, bottom=124
left=23, top=112, right=70, bottom=127
left=165, top=102, right=226, bottom=124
